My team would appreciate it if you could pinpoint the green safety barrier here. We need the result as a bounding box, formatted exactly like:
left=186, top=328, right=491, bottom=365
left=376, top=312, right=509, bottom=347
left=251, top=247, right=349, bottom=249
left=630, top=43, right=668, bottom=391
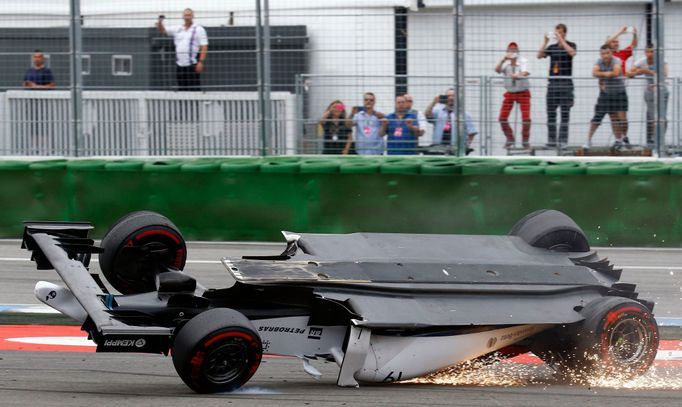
left=5, top=157, right=682, bottom=246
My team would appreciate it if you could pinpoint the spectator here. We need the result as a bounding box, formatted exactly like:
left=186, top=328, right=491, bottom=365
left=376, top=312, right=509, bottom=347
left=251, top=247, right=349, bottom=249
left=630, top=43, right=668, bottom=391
left=495, top=42, right=531, bottom=149
left=585, top=45, right=627, bottom=148
left=319, top=100, right=352, bottom=154
left=157, top=8, right=208, bottom=91
left=537, top=24, right=576, bottom=147
left=380, top=95, right=422, bottom=155
left=425, top=88, right=477, bottom=154
left=346, top=92, right=385, bottom=155
left=403, top=94, right=427, bottom=140
left=605, top=25, right=638, bottom=144
left=23, top=50, right=55, bottom=89
left=628, top=44, right=669, bottom=147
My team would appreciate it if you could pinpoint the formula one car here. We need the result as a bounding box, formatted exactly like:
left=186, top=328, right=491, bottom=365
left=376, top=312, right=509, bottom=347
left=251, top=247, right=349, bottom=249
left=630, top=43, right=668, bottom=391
left=22, top=210, right=659, bottom=393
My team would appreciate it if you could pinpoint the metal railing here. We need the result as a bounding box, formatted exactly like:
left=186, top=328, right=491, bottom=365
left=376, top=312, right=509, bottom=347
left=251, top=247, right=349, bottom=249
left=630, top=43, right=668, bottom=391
left=0, top=90, right=296, bottom=156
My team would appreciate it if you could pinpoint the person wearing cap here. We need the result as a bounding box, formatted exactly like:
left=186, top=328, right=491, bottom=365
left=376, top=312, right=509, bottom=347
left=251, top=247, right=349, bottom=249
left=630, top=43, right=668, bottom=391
left=319, top=100, right=352, bottom=154
left=538, top=24, right=576, bottom=147
left=604, top=25, right=638, bottom=145
left=495, top=42, right=531, bottom=149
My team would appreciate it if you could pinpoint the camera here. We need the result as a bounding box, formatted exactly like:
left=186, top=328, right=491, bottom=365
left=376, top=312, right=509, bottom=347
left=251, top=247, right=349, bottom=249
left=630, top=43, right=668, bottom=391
left=438, top=95, right=448, bottom=104
left=355, top=106, right=366, bottom=112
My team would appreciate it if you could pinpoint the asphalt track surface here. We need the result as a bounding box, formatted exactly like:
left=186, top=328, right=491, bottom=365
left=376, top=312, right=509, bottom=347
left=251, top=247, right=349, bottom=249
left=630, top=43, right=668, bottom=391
left=2, top=240, right=682, bottom=406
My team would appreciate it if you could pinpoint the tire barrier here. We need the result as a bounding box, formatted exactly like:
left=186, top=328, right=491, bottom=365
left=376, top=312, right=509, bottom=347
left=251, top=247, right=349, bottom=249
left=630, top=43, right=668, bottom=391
left=2, top=156, right=682, bottom=246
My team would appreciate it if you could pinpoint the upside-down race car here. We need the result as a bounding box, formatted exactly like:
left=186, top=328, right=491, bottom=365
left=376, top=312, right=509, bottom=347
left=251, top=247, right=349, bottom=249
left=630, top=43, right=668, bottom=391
left=22, top=209, right=659, bottom=393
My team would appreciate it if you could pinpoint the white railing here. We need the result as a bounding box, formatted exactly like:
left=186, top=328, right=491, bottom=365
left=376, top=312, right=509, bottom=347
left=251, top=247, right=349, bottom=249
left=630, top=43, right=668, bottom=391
left=0, top=91, right=297, bottom=156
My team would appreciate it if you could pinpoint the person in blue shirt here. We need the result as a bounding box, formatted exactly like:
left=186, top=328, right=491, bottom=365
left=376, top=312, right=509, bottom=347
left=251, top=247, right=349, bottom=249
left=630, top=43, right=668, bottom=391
left=23, top=50, right=55, bottom=89
left=425, top=88, right=478, bottom=154
left=346, top=92, right=386, bottom=155
left=380, top=95, right=423, bottom=155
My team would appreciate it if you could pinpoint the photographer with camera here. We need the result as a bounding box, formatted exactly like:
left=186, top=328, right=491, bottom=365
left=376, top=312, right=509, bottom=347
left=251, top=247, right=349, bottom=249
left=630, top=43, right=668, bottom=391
left=495, top=42, right=531, bottom=149
left=425, top=88, right=477, bottom=154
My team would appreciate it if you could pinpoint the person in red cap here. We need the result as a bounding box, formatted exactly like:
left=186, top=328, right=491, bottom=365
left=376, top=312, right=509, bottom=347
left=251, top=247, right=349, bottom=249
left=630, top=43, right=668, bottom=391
left=495, top=42, right=531, bottom=149
left=319, top=100, right=352, bottom=154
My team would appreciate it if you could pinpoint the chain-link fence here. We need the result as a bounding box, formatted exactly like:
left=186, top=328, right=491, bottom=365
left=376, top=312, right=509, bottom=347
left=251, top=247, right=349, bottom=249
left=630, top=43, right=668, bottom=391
left=0, top=0, right=676, bottom=157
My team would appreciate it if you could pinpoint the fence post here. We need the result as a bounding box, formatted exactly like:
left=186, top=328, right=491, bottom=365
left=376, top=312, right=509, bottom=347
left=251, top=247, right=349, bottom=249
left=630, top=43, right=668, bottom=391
left=652, top=0, right=665, bottom=157
left=255, top=0, right=273, bottom=156
left=69, top=0, right=83, bottom=157
left=453, top=0, right=466, bottom=157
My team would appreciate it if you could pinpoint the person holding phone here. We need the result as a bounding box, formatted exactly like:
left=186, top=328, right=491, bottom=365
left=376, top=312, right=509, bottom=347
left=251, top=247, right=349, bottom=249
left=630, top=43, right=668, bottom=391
left=425, top=88, right=477, bottom=154
left=538, top=23, right=576, bottom=147
left=495, top=42, right=531, bottom=148
left=319, top=100, right=352, bottom=154
left=380, top=95, right=421, bottom=155
left=346, top=92, right=385, bottom=155
left=156, top=8, right=208, bottom=91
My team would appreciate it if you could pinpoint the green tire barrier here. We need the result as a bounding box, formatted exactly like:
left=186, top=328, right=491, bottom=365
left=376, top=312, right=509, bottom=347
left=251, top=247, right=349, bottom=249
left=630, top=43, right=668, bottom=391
left=339, top=161, right=380, bottom=174
left=380, top=160, right=421, bottom=174
left=420, top=161, right=462, bottom=175
left=671, top=164, right=682, bottom=175
left=461, top=160, right=505, bottom=175
left=586, top=162, right=630, bottom=175
left=5, top=157, right=682, bottom=246
left=544, top=163, right=586, bottom=175
left=181, top=161, right=221, bottom=172
left=143, top=161, right=183, bottom=172
left=504, top=165, right=545, bottom=175
left=505, top=158, right=544, bottom=166
left=104, top=160, right=146, bottom=171
left=260, top=160, right=300, bottom=173
left=220, top=158, right=261, bottom=173
left=0, top=161, right=30, bottom=170
left=299, top=159, right=340, bottom=174
left=629, top=162, right=671, bottom=176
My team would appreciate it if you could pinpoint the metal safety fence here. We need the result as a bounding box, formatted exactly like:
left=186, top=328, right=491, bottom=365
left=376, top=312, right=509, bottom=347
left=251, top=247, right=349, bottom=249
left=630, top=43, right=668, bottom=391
left=0, top=0, right=676, bottom=157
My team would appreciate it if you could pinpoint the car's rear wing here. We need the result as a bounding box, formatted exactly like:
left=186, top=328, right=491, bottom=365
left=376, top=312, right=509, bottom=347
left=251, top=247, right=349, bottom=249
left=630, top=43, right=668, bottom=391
left=22, top=222, right=173, bottom=353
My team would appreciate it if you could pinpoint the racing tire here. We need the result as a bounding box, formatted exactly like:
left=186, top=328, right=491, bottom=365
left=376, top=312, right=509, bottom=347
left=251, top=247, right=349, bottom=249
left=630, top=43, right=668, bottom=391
left=99, top=211, right=187, bottom=294
left=172, top=308, right=263, bottom=393
left=573, top=297, right=659, bottom=379
left=509, top=209, right=590, bottom=252
left=532, top=297, right=658, bottom=381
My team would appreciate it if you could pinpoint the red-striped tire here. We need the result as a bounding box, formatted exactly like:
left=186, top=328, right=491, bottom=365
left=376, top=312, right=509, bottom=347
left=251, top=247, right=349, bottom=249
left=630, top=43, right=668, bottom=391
left=574, top=297, right=659, bottom=378
left=172, top=308, right=262, bottom=393
left=99, top=211, right=186, bottom=294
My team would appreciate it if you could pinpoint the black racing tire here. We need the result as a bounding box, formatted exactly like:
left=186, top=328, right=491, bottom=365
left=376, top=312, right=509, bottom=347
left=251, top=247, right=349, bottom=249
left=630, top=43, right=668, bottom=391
left=574, top=297, right=659, bottom=379
left=509, top=209, right=590, bottom=252
left=531, top=297, right=659, bottom=381
left=172, top=308, right=262, bottom=393
left=99, top=211, right=186, bottom=294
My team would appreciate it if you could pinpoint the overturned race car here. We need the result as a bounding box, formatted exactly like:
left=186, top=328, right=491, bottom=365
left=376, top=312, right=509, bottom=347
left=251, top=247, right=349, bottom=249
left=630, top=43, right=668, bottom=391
left=22, top=209, right=659, bottom=393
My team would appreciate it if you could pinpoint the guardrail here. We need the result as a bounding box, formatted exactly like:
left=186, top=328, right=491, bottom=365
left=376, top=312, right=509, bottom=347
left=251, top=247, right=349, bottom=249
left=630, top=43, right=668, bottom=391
left=0, top=91, right=297, bottom=156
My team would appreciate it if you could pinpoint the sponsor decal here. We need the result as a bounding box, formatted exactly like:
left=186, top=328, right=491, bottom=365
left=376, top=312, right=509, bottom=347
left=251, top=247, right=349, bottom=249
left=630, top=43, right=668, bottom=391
left=46, top=290, right=56, bottom=301
left=258, top=326, right=306, bottom=335
left=261, top=340, right=271, bottom=352
left=103, top=338, right=147, bottom=348
left=486, top=337, right=498, bottom=349
left=308, top=327, right=323, bottom=340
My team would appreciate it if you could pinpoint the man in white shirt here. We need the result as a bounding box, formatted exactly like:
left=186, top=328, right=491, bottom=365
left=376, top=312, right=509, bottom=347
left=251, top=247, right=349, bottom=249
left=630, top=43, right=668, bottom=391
left=425, top=89, right=478, bottom=155
left=157, top=8, right=208, bottom=91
